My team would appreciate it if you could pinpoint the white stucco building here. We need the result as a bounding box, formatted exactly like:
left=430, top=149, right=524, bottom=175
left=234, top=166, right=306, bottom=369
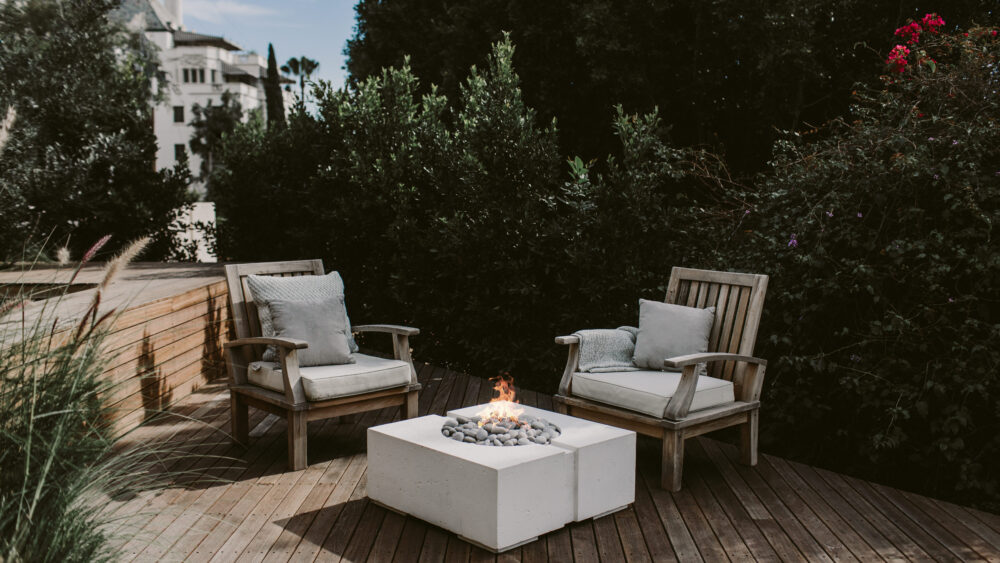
left=115, top=0, right=293, bottom=262
left=117, top=0, right=291, bottom=196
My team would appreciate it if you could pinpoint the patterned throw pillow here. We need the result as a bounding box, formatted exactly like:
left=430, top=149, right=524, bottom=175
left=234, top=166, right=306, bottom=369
left=246, top=272, right=359, bottom=361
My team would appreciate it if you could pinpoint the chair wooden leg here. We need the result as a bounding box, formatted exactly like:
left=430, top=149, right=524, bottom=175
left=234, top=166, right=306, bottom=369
left=230, top=392, right=249, bottom=445
left=287, top=410, right=308, bottom=471
left=661, top=430, right=685, bottom=492
left=402, top=390, right=419, bottom=419
left=740, top=409, right=759, bottom=466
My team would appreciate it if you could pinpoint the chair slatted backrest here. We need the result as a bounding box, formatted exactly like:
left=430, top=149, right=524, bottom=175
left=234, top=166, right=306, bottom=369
left=224, top=260, right=325, bottom=355
left=665, top=267, right=768, bottom=393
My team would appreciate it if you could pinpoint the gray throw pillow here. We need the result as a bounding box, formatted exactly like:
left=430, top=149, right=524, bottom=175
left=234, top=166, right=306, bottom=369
left=268, top=298, right=355, bottom=367
left=246, top=272, right=358, bottom=360
left=632, top=299, right=715, bottom=373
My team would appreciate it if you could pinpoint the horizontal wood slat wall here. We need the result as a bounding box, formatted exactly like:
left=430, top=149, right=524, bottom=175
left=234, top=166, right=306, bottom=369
left=100, top=279, right=231, bottom=434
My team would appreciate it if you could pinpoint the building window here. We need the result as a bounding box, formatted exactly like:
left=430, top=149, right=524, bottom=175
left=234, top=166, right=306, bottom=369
left=181, top=68, right=207, bottom=84
left=211, top=69, right=217, bottom=83
left=173, top=106, right=184, bottom=123
left=174, top=144, right=186, bottom=161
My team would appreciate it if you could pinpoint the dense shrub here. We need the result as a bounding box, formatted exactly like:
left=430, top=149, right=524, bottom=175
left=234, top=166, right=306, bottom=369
left=212, top=38, right=731, bottom=388
left=211, top=25, right=999, bottom=509
left=733, top=21, right=1000, bottom=509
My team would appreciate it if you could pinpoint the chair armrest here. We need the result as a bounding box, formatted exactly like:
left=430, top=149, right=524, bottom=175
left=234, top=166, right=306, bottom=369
left=224, top=336, right=309, bottom=350
left=555, top=335, right=581, bottom=395
left=663, top=352, right=766, bottom=369
left=353, top=324, right=420, bottom=336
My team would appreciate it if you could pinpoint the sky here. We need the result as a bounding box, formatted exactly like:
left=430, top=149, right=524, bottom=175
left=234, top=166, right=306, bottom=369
left=182, top=0, right=357, bottom=89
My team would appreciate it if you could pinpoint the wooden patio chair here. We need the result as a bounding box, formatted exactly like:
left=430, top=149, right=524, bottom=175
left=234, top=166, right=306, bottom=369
left=223, top=260, right=421, bottom=470
left=553, top=267, right=768, bottom=491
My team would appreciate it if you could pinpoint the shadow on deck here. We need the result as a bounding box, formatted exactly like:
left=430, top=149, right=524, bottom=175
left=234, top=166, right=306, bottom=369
left=111, top=363, right=1000, bottom=562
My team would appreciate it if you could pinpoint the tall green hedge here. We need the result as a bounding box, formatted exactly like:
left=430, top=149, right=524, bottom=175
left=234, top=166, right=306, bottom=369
left=730, top=22, right=1000, bottom=508
left=210, top=28, right=999, bottom=510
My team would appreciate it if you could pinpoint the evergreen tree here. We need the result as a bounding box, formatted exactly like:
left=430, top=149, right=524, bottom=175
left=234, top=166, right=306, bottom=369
left=264, top=43, right=286, bottom=129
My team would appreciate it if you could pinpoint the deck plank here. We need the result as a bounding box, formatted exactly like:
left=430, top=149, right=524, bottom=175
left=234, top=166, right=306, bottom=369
left=699, top=439, right=823, bottom=561
left=108, top=369, right=1000, bottom=562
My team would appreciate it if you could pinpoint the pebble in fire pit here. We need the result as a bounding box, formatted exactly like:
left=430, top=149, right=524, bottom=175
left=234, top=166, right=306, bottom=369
left=440, top=414, right=561, bottom=446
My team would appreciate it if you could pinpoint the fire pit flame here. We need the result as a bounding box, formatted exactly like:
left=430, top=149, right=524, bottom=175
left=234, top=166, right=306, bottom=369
left=476, top=375, right=524, bottom=426
left=441, top=376, right=562, bottom=446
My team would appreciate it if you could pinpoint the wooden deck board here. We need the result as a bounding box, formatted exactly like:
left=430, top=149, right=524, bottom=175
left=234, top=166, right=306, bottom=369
left=113, top=369, right=1000, bottom=562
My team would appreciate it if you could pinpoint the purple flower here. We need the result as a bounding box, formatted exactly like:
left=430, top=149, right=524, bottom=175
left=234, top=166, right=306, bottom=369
left=933, top=174, right=940, bottom=179
left=857, top=212, right=863, bottom=218
left=952, top=139, right=959, bottom=145
left=849, top=354, right=861, bottom=363
left=744, top=209, right=751, bottom=215
left=825, top=210, right=834, bottom=218
left=948, top=297, right=956, bottom=303
left=927, top=137, right=935, bottom=141
left=788, top=234, right=798, bottom=248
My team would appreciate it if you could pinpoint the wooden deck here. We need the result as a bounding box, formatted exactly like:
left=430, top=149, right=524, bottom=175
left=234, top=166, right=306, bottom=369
left=111, top=364, right=1000, bottom=562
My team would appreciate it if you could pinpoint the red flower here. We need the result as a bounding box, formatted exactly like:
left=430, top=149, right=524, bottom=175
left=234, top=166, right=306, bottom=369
left=895, top=22, right=922, bottom=44
left=885, top=45, right=910, bottom=73
left=921, top=13, right=945, bottom=33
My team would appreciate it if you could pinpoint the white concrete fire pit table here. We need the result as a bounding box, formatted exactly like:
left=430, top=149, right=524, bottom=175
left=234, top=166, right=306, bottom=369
left=367, top=402, right=636, bottom=553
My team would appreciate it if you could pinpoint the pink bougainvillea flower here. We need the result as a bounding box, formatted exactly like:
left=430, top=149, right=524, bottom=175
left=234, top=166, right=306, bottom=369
left=921, top=13, right=945, bottom=33
left=886, top=45, right=910, bottom=73
left=895, top=21, right=923, bottom=44
left=787, top=234, right=798, bottom=248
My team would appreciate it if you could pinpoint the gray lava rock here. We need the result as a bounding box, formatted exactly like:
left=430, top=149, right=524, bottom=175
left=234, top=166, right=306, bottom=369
left=441, top=414, right=562, bottom=446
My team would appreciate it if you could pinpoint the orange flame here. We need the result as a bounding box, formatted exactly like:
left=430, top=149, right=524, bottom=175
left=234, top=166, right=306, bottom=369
left=475, top=375, right=524, bottom=425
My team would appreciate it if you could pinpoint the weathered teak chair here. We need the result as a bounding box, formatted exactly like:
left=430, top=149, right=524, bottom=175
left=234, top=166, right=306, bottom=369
left=553, top=267, right=768, bottom=491
left=223, top=260, right=420, bottom=470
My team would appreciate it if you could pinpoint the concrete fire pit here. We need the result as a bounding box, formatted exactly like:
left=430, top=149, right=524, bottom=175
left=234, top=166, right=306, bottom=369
left=367, top=402, right=635, bottom=552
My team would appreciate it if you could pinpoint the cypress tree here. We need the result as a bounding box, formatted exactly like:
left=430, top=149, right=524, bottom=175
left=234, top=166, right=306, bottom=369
left=264, top=43, right=286, bottom=129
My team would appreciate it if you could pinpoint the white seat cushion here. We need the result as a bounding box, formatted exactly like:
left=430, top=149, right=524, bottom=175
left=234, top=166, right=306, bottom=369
left=247, top=353, right=411, bottom=401
left=570, top=370, right=734, bottom=418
